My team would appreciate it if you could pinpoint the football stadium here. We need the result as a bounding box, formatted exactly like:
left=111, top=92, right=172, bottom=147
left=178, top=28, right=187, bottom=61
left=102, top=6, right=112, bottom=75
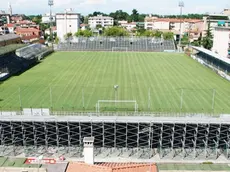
left=0, top=37, right=230, bottom=161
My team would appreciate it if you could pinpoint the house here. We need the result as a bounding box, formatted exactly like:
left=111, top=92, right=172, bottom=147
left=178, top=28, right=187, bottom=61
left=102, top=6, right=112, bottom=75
left=6, top=23, right=15, bottom=33
left=120, top=22, right=136, bottom=31
left=15, top=20, right=37, bottom=28
left=80, top=24, right=89, bottom=30
left=45, top=26, right=57, bottom=35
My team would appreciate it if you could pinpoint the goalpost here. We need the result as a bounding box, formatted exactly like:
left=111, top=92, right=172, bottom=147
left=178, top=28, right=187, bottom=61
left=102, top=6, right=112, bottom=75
left=112, top=47, right=128, bottom=52
left=96, top=100, right=138, bottom=113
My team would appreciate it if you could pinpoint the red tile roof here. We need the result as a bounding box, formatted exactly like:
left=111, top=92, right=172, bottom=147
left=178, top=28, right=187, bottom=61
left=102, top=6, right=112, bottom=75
left=67, top=162, right=157, bottom=172
left=146, top=17, right=203, bottom=23
left=15, top=27, right=41, bottom=33
left=80, top=24, right=89, bottom=27
left=155, top=18, right=202, bottom=23
left=6, top=23, right=15, bottom=27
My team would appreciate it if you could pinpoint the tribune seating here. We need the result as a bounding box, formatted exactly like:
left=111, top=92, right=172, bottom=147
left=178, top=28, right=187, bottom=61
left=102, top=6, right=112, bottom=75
left=57, top=37, right=176, bottom=52
left=0, top=44, right=51, bottom=81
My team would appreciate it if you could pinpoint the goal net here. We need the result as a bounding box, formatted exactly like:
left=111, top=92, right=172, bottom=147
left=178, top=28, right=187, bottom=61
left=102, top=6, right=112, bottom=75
left=112, top=47, right=128, bottom=52
left=96, top=100, right=138, bottom=113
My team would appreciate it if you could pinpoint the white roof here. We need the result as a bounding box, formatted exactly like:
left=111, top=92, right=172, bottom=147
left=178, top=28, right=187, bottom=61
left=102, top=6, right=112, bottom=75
left=192, top=46, right=230, bottom=65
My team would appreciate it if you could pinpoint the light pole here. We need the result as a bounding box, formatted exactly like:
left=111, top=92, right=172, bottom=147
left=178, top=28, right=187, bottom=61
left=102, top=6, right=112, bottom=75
left=178, top=1, right=184, bottom=49
left=114, top=85, right=119, bottom=108
left=48, top=0, right=54, bottom=48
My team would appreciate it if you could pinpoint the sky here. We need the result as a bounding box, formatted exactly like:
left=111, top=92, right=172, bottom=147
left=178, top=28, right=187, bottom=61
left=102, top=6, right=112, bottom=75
left=2, top=0, right=230, bottom=15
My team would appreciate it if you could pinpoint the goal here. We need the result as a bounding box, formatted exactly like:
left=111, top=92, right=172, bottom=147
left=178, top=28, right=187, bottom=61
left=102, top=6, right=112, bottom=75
left=96, top=100, right=138, bottom=113
left=112, top=47, right=128, bottom=52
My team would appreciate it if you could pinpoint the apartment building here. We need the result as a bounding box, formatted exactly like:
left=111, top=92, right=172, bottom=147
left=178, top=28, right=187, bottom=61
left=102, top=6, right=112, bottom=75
left=88, top=15, right=114, bottom=29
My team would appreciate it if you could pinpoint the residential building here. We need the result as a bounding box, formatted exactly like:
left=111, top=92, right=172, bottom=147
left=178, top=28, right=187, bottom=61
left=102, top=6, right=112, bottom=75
left=6, top=23, right=15, bottom=33
left=145, top=16, right=202, bottom=33
left=203, top=13, right=230, bottom=36
left=11, top=14, right=24, bottom=23
left=121, top=22, right=136, bottom=31
left=213, top=26, right=230, bottom=58
left=45, top=26, right=57, bottom=35
left=223, top=9, right=230, bottom=16
left=88, top=15, right=114, bottom=29
left=118, top=20, right=128, bottom=25
left=56, top=10, right=80, bottom=41
left=80, top=24, right=89, bottom=30
left=42, top=13, right=56, bottom=23
left=144, top=16, right=203, bottom=41
left=15, top=20, right=37, bottom=28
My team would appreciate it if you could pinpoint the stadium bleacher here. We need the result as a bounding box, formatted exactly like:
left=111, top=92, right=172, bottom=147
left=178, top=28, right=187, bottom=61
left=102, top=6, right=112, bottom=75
left=0, top=43, right=53, bottom=81
left=57, top=37, right=176, bottom=52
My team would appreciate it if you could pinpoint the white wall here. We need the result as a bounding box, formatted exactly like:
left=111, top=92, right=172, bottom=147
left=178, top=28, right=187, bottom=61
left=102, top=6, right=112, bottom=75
left=154, top=22, right=170, bottom=30
left=213, top=27, right=230, bottom=58
left=56, top=13, right=80, bottom=41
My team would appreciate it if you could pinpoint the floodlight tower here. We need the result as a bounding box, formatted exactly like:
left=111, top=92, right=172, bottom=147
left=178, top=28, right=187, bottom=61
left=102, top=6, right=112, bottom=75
left=114, top=85, right=119, bottom=107
left=48, top=0, right=54, bottom=48
left=178, top=1, right=184, bottom=49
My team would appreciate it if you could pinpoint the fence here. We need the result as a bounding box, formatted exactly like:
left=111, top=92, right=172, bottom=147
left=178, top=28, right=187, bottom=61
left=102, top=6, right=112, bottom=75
left=57, top=36, right=176, bottom=52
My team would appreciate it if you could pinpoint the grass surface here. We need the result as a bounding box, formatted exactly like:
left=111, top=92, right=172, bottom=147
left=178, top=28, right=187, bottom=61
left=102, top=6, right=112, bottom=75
left=0, top=51, right=230, bottom=114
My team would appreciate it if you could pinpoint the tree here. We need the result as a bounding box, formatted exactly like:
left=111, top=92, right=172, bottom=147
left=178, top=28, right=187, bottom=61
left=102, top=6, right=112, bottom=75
left=154, top=30, right=163, bottom=38
left=55, top=37, right=59, bottom=44
left=80, top=15, right=84, bottom=24
left=163, top=32, right=174, bottom=40
left=31, top=15, right=42, bottom=24
left=191, top=34, right=202, bottom=46
left=131, top=9, right=139, bottom=22
left=104, top=26, right=129, bottom=36
left=64, top=32, right=73, bottom=41
left=75, top=30, right=93, bottom=37
left=39, top=23, right=50, bottom=32
left=202, top=22, right=213, bottom=50
left=89, top=11, right=108, bottom=17
left=181, top=35, right=189, bottom=45
left=84, top=16, right=89, bottom=24
left=109, top=10, right=129, bottom=22
left=96, top=24, right=103, bottom=29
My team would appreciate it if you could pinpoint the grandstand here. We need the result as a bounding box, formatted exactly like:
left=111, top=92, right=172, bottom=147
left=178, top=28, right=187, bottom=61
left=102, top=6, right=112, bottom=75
left=0, top=34, right=21, bottom=46
left=57, top=37, right=176, bottom=52
left=192, top=46, right=230, bottom=81
left=0, top=43, right=53, bottom=81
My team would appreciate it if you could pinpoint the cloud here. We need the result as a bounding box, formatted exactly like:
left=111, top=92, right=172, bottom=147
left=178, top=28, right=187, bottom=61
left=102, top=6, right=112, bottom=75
left=1, top=0, right=229, bottom=15
left=85, top=0, right=106, bottom=5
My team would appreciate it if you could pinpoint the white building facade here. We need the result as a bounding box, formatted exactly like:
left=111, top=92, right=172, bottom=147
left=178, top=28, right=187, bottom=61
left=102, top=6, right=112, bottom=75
left=88, top=15, right=113, bottom=29
left=56, top=12, right=80, bottom=41
left=121, top=22, right=136, bottom=31
left=42, top=13, right=56, bottom=23
left=203, top=14, right=230, bottom=37
left=213, top=26, right=230, bottom=58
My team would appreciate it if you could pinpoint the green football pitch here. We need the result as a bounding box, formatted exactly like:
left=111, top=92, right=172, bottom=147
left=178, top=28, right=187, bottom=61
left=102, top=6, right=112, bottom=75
left=0, top=51, right=230, bottom=114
